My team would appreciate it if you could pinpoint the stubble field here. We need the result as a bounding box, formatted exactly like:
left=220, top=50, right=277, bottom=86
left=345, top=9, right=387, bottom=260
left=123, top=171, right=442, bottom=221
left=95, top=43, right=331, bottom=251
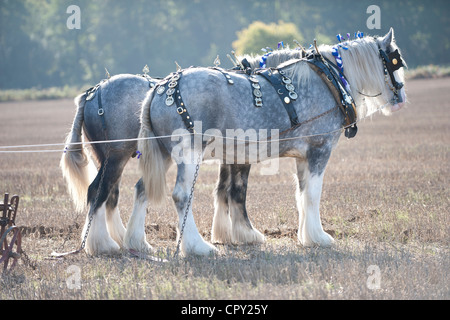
left=0, top=78, right=448, bottom=301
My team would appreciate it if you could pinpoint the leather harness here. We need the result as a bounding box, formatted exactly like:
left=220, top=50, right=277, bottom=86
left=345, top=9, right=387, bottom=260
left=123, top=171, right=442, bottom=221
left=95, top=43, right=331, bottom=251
left=306, top=54, right=358, bottom=138
left=84, top=40, right=405, bottom=149
left=158, top=52, right=359, bottom=138
left=255, top=68, right=299, bottom=127
left=84, top=54, right=361, bottom=140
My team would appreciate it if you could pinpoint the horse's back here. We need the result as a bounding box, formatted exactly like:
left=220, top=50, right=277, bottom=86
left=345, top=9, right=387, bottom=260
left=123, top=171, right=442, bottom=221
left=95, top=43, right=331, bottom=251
left=149, top=67, right=293, bottom=137
left=83, top=74, right=151, bottom=148
left=83, top=74, right=154, bottom=155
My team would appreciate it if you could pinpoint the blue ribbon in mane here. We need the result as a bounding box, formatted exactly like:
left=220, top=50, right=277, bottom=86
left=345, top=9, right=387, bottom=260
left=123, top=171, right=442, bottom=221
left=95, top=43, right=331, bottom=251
left=331, top=46, right=351, bottom=92
left=259, top=51, right=273, bottom=68
left=331, top=30, right=366, bottom=91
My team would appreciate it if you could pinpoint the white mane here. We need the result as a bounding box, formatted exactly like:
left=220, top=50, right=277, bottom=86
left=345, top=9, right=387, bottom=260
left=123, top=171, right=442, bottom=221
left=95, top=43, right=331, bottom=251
left=239, top=48, right=303, bottom=70
left=319, top=37, right=405, bottom=119
left=240, top=48, right=314, bottom=90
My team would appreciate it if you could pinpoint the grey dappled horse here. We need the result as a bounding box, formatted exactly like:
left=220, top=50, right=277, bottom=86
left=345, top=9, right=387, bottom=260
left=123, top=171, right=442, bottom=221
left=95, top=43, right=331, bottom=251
left=138, top=28, right=406, bottom=256
left=61, top=74, right=154, bottom=255
left=59, top=50, right=300, bottom=255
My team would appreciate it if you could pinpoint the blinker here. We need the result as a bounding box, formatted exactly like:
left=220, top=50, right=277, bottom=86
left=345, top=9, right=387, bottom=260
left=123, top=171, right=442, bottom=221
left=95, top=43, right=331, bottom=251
left=387, top=49, right=403, bottom=71
left=380, top=48, right=404, bottom=72
left=378, top=45, right=405, bottom=98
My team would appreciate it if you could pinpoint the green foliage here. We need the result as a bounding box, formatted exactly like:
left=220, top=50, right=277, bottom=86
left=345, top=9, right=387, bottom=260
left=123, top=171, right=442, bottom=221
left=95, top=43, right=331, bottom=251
left=0, top=0, right=449, bottom=90
left=232, top=21, right=304, bottom=55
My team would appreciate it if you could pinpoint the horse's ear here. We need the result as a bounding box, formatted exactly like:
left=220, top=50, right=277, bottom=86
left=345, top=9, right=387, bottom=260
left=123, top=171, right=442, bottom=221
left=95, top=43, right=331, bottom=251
left=383, top=27, right=395, bottom=46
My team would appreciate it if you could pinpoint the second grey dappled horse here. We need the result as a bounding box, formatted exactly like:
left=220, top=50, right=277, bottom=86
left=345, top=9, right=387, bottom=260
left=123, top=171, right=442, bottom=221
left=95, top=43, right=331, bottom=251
left=59, top=50, right=302, bottom=255
left=61, top=74, right=154, bottom=255
left=138, top=28, right=406, bottom=256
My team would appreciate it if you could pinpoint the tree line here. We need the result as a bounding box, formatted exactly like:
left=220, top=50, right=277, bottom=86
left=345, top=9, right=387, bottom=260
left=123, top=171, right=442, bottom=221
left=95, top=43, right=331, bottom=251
left=0, top=0, right=448, bottom=89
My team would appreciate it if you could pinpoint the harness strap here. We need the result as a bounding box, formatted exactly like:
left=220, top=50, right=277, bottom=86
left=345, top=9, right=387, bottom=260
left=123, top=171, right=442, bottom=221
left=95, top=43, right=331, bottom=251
left=140, top=73, right=158, bottom=88
left=161, top=67, right=236, bottom=134
left=256, top=68, right=299, bottom=127
left=210, top=67, right=235, bottom=85
left=82, top=77, right=108, bottom=132
left=85, top=83, right=99, bottom=101
left=96, top=86, right=107, bottom=132
left=306, top=55, right=358, bottom=138
left=174, top=89, right=194, bottom=133
left=248, top=75, right=263, bottom=107
left=83, top=83, right=107, bottom=131
left=164, top=72, right=195, bottom=133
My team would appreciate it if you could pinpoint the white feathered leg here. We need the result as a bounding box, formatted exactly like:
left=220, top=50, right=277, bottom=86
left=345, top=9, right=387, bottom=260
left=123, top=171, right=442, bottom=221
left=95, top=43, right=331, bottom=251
left=83, top=202, right=120, bottom=255
left=211, top=165, right=232, bottom=244
left=295, top=160, right=334, bottom=247
left=124, top=179, right=153, bottom=253
left=106, top=206, right=126, bottom=247
left=173, top=163, right=217, bottom=256
left=229, top=165, right=264, bottom=244
left=229, top=200, right=265, bottom=244
left=105, top=184, right=126, bottom=247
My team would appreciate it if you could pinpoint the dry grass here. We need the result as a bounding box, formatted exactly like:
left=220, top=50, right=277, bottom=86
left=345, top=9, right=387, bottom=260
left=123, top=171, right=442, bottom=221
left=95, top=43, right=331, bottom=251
left=405, top=64, right=450, bottom=80
left=0, top=79, right=449, bottom=300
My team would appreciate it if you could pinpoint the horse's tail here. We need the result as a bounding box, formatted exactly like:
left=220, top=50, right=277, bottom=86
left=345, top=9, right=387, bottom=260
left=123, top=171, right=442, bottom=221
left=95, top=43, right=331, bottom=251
left=138, top=90, right=167, bottom=205
left=60, top=93, right=97, bottom=212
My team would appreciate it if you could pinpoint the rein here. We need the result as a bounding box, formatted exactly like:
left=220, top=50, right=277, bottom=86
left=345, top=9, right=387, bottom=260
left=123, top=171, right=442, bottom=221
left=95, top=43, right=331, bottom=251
left=357, top=90, right=382, bottom=98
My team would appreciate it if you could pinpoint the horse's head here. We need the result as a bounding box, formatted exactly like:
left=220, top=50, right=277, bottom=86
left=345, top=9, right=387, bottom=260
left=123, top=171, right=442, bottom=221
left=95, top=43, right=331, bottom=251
left=376, top=27, right=407, bottom=112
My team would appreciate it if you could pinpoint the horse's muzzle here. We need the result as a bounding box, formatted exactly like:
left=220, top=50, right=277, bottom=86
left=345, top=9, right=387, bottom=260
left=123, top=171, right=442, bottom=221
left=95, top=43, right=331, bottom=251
left=391, top=102, right=404, bottom=112
left=391, top=89, right=406, bottom=112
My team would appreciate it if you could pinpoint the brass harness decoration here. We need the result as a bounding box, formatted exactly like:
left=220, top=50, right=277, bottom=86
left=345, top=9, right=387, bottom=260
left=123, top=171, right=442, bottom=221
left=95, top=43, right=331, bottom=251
left=157, top=64, right=300, bottom=134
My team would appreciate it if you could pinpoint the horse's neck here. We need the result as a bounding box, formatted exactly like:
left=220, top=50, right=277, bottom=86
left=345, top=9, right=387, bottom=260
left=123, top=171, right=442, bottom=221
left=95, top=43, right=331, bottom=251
left=243, top=50, right=303, bottom=70
left=265, top=50, right=303, bottom=69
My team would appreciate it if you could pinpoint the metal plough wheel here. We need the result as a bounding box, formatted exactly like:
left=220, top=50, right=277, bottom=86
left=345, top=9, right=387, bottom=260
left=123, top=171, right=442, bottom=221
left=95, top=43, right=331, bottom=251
left=1, top=193, right=22, bottom=273
left=0, top=225, right=22, bottom=272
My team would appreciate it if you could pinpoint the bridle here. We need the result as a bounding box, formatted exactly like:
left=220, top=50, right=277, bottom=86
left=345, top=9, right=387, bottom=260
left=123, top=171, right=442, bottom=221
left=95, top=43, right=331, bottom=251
left=327, top=38, right=405, bottom=105
left=377, top=41, right=405, bottom=103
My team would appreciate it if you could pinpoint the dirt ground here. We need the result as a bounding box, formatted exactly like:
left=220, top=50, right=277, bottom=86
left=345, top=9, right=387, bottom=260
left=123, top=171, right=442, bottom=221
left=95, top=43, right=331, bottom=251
left=0, top=78, right=449, bottom=301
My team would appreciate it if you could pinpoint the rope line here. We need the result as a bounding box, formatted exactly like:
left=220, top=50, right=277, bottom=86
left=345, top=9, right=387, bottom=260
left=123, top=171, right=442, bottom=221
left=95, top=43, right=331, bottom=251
left=0, top=102, right=390, bottom=154
left=0, top=129, right=340, bottom=154
left=0, top=133, right=190, bottom=150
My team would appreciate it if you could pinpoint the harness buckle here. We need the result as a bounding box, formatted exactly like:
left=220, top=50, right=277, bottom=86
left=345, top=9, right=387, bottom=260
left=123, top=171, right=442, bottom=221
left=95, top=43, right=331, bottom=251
left=98, top=108, right=104, bottom=116
left=177, top=106, right=185, bottom=114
